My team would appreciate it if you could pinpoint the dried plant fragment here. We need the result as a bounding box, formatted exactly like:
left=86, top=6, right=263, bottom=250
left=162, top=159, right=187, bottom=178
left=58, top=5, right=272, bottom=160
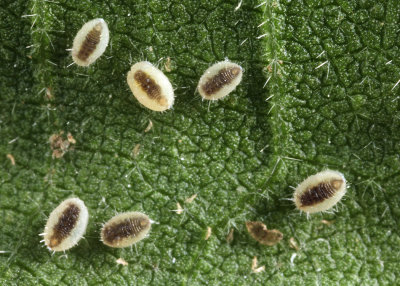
left=289, top=237, right=300, bottom=251
left=246, top=221, right=283, bottom=246
left=49, top=131, right=75, bottom=159
left=205, top=227, right=212, bottom=240
left=226, top=228, right=234, bottom=244
left=6, top=154, right=15, bottom=165
left=185, top=194, right=197, bottom=204
left=116, top=258, right=129, bottom=266
left=251, top=256, right=265, bottom=273
left=144, top=120, right=153, bottom=132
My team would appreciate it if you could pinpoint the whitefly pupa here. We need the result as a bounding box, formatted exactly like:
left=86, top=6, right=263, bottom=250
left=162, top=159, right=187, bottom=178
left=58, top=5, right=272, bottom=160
left=293, top=170, right=347, bottom=214
left=101, top=211, right=152, bottom=248
left=197, top=61, right=243, bottom=100
left=71, top=18, right=109, bottom=67
left=127, top=61, right=174, bottom=111
left=41, top=198, right=89, bottom=252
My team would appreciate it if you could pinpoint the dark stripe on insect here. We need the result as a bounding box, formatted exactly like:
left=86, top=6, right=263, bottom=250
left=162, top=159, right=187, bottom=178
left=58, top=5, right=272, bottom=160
left=300, top=180, right=342, bottom=207
left=201, top=67, right=241, bottom=96
left=102, top=217, right=149, bottom=244
left=77, top=24, right=102, bottom=61
left=133, top=70, right=164, bottom=102
left=49, top=204, right=80, bottom=247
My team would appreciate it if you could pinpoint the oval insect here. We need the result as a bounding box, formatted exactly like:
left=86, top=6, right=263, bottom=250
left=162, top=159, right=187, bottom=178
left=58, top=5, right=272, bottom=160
left=101, top=212, right=152, bottom=248
left=42, top=198, right=89, bottom=252
left=71, top=18, right=109, bottom=67
left=197, top=61, right=243, bottom=100
left=293, top=170, right=347, bottom=213
left=127, top=61, right=174, bottom=111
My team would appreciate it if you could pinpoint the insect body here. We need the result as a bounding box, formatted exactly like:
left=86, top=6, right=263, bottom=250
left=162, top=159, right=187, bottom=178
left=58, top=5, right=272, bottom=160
left=127, top=61, right=174, bottom=111
left=71, top=18, right=109, bottom=66
left=293, top=170, right=347, bottom=213
left=42, top=198, right=89, bottom=252
left=197, top=61, right=243, bottom=100
left=101, top=212, right=152, bottom=248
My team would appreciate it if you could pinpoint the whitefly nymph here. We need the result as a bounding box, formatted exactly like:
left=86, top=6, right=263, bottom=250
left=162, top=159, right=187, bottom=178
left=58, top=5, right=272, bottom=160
left=101, top=212, right=152, bottom=248
left=127, top=61, right=174, bottom=112
left=197, top=61, right=243, bottom=100
left=294, top=170, right=347, bottom=214
left=71, top=18, right=109, bottom=67
left=42, top=198, right=89, bottom=252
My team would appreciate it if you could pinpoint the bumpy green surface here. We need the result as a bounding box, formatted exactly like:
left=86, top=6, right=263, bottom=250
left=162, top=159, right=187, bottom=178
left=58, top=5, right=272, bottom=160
left=1, top=0, right=400, bottom=285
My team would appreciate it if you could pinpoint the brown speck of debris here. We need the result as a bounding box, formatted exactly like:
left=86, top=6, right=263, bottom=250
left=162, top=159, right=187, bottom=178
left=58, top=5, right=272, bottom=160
left=226, top=228, right=234, bottom=244
left=185, top=194, right=197, bottom=204
left=144, top=120, right=153, bottom=132
left=205, top=227, right=212, bottom=240
left=251, top=256, right=265, bottom=273
left=321, top=219, right=334, bottom=225
left=289, top=237, right=300, bottom=251
left=6, top=154, right=15, bottom=165
left=164, top=57, right=172, bottom=72
left=246, top=221, right=283, bottom=246
left=174, top=202, right=183, bottom=215
left=178, top=139, right=182, bottom=143
left=67, top=133, right=76, bottom=144
left=50, top=131, right=76, bottom=159
left=132, top=144, right=141, bottom=158
left=45, top=87, right=54, bottom=101
left=116, top=258, right=128, bottom=266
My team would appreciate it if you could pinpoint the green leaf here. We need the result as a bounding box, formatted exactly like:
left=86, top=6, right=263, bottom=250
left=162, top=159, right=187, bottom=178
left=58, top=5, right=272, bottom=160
left=1, top=0, right=400, bottom=285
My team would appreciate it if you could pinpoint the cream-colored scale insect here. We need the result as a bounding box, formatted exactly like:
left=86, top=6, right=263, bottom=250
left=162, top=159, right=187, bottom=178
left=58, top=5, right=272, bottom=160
left=197, top=61, right=243, bottom=100
left=101, top=212, right=152, bottom=248
left=71, top=18, right=109, bottom=67
left=293, top=170, right=347, bottom=214
left=41, top=198, right=89, bottom=252
left=127, top=61, right=174, bottom=111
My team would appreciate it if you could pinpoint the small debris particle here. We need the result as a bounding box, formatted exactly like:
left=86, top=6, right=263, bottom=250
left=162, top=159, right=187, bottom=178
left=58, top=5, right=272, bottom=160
left=185, top=194, right=197, bottom=204
left=226, top=228, right=234, bottom=244
left=289, top=237, right=300, bottom=251
left=205, top=227, right=212, bottom=240
left=290, top=253, right=297, bottom=265
left=178, top=139, right=182, bottom=143
left=164, top=57, right=172, bottom=72
left=45, top=87, right=54, bottom=100
left=321, top=219, right=334, bottom=226
left=6, top=154, right=15, bottom=165
left=132, top=144, right=141, bottom=158
left=67, top=133, right=76, bottom=144
left=266, top=65, right=272, bottom=73
left=144, top=120, right=153, bottom=132
left=174, top=202, right=184, bottom=215
left=246, top=221, right=283, bottom=246
left=49, top=131, right=75, bottom=159
left=251, top=256, right=265, bottom=273
left=116, top=258, right=128, bottom=266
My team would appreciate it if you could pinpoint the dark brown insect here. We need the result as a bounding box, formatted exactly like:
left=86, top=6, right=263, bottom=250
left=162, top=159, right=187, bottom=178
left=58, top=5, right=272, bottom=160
left=201, top=67, right=241, bottom=96
left=294, top=170, right=347, bottom=213
left=101, top=212, right=151, bottom=248
left=42, top=198, right=89, bottom=252
left=133, top=70, right=165, bottom=105
left=48, top=204, right=80, bottom=248
left=77, top=23, right=102, bottom=61
left=71, top=18, right=109, bottom=67
left=198, top=61, right=243, bottom=100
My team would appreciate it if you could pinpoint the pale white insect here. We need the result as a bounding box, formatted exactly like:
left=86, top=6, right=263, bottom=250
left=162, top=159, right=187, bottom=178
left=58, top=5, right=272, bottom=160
left=41, top=198, right=89, bottom=252
left=197, top=61, right=243, bottom=100
left=293, top=170, right=347, bottom=213
left=101, top=211, right=152, bottom=248
left=127, top=61, right=174, bottom=111
left=71, top=18, right=109, bottom=67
